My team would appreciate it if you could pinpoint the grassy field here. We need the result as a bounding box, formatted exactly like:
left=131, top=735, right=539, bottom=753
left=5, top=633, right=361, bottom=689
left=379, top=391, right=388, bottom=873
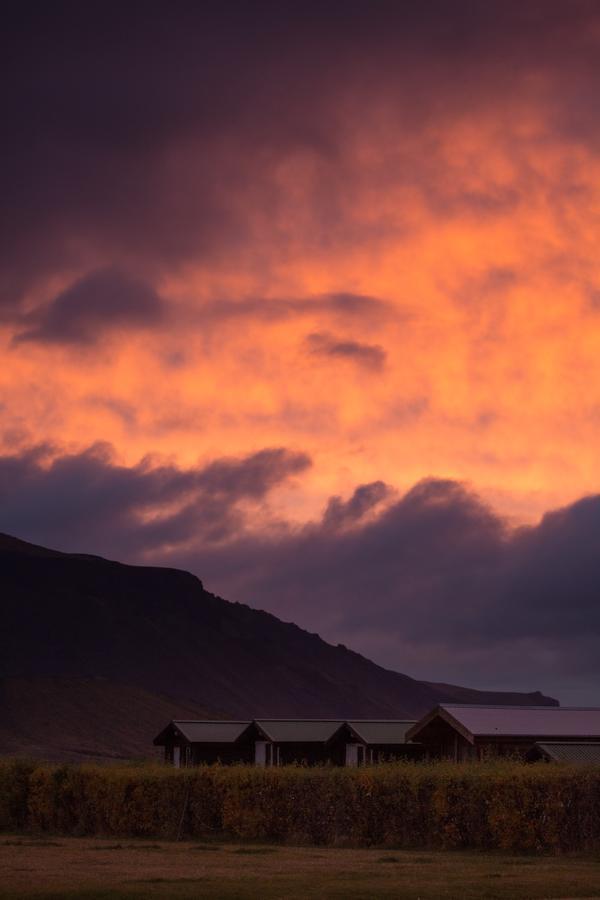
left=2, top=835, right=600, bottom=900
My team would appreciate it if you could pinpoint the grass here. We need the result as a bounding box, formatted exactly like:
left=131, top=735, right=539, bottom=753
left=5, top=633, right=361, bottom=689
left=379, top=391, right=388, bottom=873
left=1, top=834, right=600, bottom=899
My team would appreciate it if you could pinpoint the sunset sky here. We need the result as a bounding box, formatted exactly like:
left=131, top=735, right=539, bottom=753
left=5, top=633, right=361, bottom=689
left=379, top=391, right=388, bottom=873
left=3, top=1, right=600, bottom=702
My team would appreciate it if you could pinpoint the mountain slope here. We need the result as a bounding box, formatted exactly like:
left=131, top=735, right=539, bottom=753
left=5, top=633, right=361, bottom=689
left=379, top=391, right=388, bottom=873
left=0, top=533, right=557, bottom=759
left=0, top=675, right=219, bottom=761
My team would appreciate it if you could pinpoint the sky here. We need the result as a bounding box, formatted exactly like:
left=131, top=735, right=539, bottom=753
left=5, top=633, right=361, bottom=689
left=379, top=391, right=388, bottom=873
left=2, top=0, right=600, bottom=703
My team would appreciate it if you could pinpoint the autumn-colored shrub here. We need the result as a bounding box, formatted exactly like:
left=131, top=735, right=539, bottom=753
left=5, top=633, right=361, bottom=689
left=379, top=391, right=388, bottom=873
left=0, top=759, right=36, bottom=831
left=1, top=758, right=600, bottom=852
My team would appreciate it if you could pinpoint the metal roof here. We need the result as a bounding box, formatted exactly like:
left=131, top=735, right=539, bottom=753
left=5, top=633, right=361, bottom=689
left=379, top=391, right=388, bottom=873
left=409, top=705, right=600, bottom=741
left=157, top=719, right=416, bottom=745
left=171, top=721, right=253, bottom=743
left=254, top=720, right=345, bottom=742
left=533, top=742, right=600, bottom=764
left=347, top=721, right=416, bottom=745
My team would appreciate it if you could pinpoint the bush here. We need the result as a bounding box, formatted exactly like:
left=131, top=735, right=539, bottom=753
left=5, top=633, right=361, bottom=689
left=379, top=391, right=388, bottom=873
left=0, top=759, right=36, bottom=831
left=1, top=758, right=600, bottom=852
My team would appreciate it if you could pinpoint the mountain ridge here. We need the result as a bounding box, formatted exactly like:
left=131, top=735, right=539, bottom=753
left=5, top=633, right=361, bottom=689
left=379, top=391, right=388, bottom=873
left=0, top=532, right=557, bottom=760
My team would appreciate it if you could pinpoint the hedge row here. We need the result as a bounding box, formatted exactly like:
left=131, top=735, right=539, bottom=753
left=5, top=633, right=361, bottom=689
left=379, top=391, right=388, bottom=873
left=2, top=759, right=600, bottom=852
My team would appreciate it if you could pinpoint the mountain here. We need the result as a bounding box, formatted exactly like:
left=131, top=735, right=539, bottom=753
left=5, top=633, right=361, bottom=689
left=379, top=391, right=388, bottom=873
left=0, top=676, right=217, bottom=762
left=0, top=532, right=557, bottom=760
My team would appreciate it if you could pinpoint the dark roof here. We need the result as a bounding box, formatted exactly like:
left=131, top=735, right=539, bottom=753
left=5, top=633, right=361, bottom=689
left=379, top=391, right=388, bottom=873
left=255, top=720, right=345, bottom=742
left=532, top=742, right=600, bottom=764
left=155, top=718, right=420, bottom=746
left=347, top=721, right=416, bottom=744
left=154, top=720, right=252, bottom=745
left=406, top=705, right=600, bottom=744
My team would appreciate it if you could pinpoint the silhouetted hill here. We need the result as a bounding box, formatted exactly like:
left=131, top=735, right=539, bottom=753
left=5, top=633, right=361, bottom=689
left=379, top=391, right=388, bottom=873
left=0, top=533, right=557, bottom=759
left=422, top=681, right=554, bottom=706
left=0, top=676, right=218, bottom=761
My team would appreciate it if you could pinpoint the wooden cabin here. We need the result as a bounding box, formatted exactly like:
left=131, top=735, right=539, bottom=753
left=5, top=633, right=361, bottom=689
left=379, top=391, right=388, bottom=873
left=253, top=720, right=345, bottom=765
left=406, top=705, right=600, bottom=761
left=153, top=720, right=259, bottom=766
left=154, top=718, right=420, bottom=767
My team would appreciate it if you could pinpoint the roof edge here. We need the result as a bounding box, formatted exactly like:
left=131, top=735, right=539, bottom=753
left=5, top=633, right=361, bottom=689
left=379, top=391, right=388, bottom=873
left=406, top=706, right=475, bottom=744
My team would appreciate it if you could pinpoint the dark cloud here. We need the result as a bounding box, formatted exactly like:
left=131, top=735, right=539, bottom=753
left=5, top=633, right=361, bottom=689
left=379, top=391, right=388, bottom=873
left=12, top=268, right=165, bottom=345
left=322, top=481, right=392, bottom=529
left=195, top=449, right=311, bottom=499
left=194, top=292, right=390, bottom=326
left=306, top=332, right=386, bottom=370
left=6, top=282, right=390, bottom=345
left=1, top=445, right=599, bottom=699
left=0, top=443, right=311, bottom=554
left=2, top=1, right=599, bottom=308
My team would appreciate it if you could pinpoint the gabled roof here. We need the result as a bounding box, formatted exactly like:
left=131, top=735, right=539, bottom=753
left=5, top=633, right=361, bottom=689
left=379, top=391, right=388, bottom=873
left=406, top=705, right=600, bottom=744
left=346, top=721, right=416, bottom=745
left=254, top=720, right=345, bottom=742
left=153, top=720, right=252, bottom=745
left=532, top=742, right=600, bottom=764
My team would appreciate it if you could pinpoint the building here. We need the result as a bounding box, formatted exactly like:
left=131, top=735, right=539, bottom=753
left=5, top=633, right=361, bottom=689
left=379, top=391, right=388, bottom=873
left=154, top=718, right=420, bottom=767
left=155, top=706, right=600, bottom=767
left=406, top=705, right=600, bottom=761
left=253, top=720, right=345, bottom=766
left=153, top=720, right=260, bottom=766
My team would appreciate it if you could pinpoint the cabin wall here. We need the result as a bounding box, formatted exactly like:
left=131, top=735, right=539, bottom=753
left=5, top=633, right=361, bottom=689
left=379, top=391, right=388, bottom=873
left=474, top=739, right=543, bottom=760
left=368, top=744, right=425, bottom=763
left=481, top=735, right=600, bottom=760
left=163, top=738, right=254, bottom=766
left=163, top=738, right=192, bottom=767
left=276, top=741, right=336, bottom=766
left=411, top=718, right=474, bottom=760
left=193, top=741, right=254, bottom=765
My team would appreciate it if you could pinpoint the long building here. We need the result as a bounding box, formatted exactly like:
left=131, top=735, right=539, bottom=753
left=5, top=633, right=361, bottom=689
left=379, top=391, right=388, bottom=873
left=154, top=705, right=600, bottom=766
left=153, top=718, right=421, bottom=767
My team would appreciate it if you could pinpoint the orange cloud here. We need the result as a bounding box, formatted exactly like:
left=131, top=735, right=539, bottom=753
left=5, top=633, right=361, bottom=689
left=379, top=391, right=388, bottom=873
left=4, top=8, right=600, bottom=531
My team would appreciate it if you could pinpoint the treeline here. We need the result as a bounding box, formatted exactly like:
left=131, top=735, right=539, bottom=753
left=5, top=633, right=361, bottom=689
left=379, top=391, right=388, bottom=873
left=2, top=759, right=600, bottom=852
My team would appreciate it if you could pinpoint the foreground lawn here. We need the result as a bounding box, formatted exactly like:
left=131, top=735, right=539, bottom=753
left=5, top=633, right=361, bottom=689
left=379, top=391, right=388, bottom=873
left=1, top=834, right=600, bottom=899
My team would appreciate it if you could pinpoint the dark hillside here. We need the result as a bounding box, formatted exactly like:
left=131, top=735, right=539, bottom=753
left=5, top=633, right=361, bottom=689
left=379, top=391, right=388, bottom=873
left=0, top=533, right=557, bottom=759
left=0, top=675, right=218, bottom=761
